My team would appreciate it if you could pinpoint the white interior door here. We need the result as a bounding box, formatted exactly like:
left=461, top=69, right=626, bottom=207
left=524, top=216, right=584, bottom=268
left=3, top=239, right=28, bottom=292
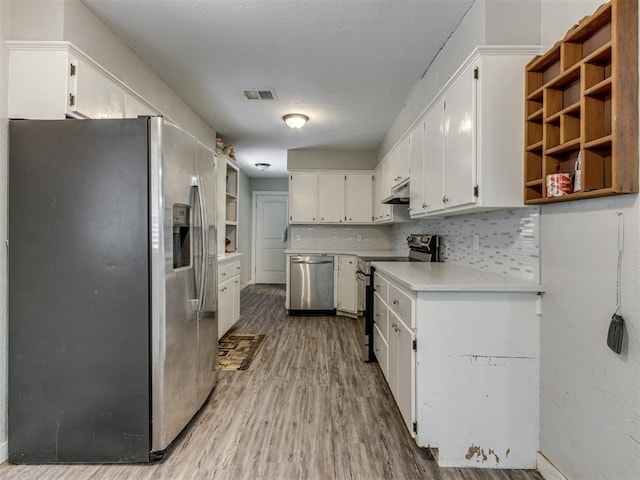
left=254, top=193, right=288, bottom=284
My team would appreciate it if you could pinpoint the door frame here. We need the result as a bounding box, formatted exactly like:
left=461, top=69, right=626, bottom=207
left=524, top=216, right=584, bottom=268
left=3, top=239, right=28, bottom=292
left=251, top=190, right=289, bottom=285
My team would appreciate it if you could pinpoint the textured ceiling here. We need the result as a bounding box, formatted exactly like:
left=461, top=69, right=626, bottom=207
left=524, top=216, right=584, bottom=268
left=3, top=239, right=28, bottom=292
left=83, top=0, right=473, bottom=177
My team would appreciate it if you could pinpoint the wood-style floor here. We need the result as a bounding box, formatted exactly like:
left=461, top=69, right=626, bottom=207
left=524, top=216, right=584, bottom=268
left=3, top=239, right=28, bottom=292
left=0, top=285, right=543, bottom=480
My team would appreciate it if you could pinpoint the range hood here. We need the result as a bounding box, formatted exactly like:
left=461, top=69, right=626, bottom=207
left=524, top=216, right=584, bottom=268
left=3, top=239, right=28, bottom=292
left=382, top=181, right=410, bottom=204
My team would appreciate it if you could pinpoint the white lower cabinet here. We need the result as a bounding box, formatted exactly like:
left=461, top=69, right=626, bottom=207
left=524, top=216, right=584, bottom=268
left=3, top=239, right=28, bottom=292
left=373, top=269, right=540, bottom=468
left=218, top=257, right=241, bottom=339
left=372, top=323, right=388, bottom=379
left=337, top=255, right=357, bottom=315
left=372, top=273, right=417, bottom=438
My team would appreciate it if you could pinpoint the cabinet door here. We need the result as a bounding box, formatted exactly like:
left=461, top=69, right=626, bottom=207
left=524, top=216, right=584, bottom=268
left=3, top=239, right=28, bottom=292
left=443, top=63, right=477, bottom=209
left=380, top=158, right=393, bottom=222
left=318, top=174, right=345, bottom=223
left=71, top=58, right=125, bottom=119
left=218, top=280, right=234, bottom=339
left=408, top=120, right=425, bottom=216
left=373, top=164, right=384, bottom=223
left=233, top=276, right=241, bottom=322
left=337, top=256, right=357, bottom=314
left=396, top=317, right=416, bottom=437
left=124, top=93, right=156, bottom=118
left=387, top=313, right=400, bottom=402
left=373, top=324, right=389, bottom=379
left=289, top=173, right=318, bottom=223
left=345, top=174, right=373, bottom=223
left=394, top=135, right=411, bottom=187
left=423, top=101, right=445, bottom=213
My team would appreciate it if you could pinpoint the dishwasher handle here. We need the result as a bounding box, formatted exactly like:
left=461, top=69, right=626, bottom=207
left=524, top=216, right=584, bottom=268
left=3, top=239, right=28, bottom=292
left=290, top=258, right=334, bottom=265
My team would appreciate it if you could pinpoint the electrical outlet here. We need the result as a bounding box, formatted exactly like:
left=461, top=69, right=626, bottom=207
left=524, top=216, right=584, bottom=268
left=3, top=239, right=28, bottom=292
left=356, top=233, right=362, bottom=242
left=295, top=233, right=301, bottom=241
left=473, top=234, right=479, bottom=251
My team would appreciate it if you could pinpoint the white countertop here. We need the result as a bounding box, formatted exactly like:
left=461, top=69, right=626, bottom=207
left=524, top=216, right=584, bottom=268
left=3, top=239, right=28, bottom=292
left=285, top=248, right=409, bottom=257
left=218, top=252, right=243, bottom=263
left=372, top=262, right=544, bottom=293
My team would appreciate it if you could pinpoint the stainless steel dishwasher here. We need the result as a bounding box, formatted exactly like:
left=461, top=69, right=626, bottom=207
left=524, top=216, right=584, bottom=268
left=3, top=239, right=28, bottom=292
left=289, top=255, right=335, bottom=314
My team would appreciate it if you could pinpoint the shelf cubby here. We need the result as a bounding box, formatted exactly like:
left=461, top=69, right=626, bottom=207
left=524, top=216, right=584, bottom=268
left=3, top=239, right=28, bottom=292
left=523, top=0, right=637, bottom=204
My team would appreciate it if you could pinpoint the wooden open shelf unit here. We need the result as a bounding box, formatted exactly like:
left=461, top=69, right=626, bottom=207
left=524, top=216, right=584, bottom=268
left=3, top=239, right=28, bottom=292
left=524, top=0, right=638, bottom=204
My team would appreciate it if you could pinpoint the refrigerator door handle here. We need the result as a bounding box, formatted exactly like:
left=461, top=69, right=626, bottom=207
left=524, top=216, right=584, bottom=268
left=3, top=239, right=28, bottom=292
left=191, top=175, right=209, bottom=312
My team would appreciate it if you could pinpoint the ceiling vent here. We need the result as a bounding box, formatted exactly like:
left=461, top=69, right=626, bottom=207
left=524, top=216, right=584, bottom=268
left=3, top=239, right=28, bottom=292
left=244, top=89, right=277, bottom=100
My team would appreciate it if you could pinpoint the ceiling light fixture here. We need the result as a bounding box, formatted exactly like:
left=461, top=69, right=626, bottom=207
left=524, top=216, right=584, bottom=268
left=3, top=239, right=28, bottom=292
left=255, top=163, right=271, bottom=171
left=283, top=113, right=309, bottom=129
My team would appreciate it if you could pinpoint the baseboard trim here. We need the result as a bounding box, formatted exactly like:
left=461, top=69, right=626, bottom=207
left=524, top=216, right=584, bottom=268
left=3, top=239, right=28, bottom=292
left=537, top=452, right=567, bottom=480
left=0, top=441, right=7, bottom=463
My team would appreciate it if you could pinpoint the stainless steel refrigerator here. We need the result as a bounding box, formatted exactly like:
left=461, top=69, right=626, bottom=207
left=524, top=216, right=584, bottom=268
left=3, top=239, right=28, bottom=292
left=8, top=117, right=218, bottom=463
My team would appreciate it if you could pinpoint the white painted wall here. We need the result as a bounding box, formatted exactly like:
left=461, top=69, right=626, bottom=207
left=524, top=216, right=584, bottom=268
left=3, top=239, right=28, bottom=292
left=538, top=2, right=640, bottom=479
left=250, top=177, right=288, bottom=192
left=237, top=170, right=252, bottom=286
left=287, top=149, right=377, bottom=171
left=0, top=0, right=10, bottom=461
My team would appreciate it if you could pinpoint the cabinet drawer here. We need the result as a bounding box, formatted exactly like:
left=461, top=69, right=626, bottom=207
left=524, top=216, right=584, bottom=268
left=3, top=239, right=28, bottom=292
left=373, top=323, right=388, bottom=380
left=231, top=260, right=241, bottom=277
left=388, top=283, right=414, bottom=328
left=218, top=262, right=235, bottom=283
left=372, top=274, right=388, bottom=302
left=373, top=292, right=389, bottom=342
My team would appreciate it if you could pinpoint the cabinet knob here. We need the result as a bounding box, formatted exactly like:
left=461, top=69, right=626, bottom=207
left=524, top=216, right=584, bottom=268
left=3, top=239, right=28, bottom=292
left=422, top=203, right=428, bottom=209
left=321, top=217, right=324, bottom=221
left=349, top=218, right=352, bottom=221
left=442, top=196, right=449, bottom=203
left=393, top=299, right=399, bottom=305
left=313, top=217, right=316, bottom=221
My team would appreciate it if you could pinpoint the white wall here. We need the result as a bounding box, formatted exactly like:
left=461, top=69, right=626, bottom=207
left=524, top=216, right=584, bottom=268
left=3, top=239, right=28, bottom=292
left=0, top=0, right=10, bottom=460
left=287, top=149, right=377, bottom=171
left=250, top=177, right=288, bottom=192
left=237, top=170, right=252, bottom=286
left=538, top=2, right=640, bottom=479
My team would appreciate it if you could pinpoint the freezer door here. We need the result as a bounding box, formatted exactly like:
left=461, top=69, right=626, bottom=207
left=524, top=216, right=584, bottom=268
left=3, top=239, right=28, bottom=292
left=8, top=119, right=151, bottom=463
left=195, top=142, right=218, bottom=405
left=150, top=118, right=200, bottom=453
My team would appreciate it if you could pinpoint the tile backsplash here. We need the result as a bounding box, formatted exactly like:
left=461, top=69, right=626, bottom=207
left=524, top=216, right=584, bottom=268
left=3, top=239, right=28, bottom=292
left=289, top=225, right=393, bottom=251
left=391, top=208, right=541, bottom=282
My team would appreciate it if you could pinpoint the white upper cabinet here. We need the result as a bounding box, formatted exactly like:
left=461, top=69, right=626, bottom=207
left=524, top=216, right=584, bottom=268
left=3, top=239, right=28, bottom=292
left=289, top=171, right=374, bottom=224
left=410, top=46, right=542, bottom=218
left=7, top=41, right=158, bottom=121
left=422, top=101, right=445, bottom=214
left=318, top=174, right=345, bottom=223
left=345, top=174, right=373, bottom=223
left=124, top=93, right=157, bottom=118
left=443, top=61, right=476, bottom=210
left=390, top=136, right=410, bottom=188
left=289, top=173, right=318, bottom=223
left=70, top=56, right=125, bottom=119
left=408, top=120, right=425, bottom=216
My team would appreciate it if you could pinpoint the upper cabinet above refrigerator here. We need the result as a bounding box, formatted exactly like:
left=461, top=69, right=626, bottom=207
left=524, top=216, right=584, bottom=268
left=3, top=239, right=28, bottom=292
left=7, top=41, right=159, bottom=120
